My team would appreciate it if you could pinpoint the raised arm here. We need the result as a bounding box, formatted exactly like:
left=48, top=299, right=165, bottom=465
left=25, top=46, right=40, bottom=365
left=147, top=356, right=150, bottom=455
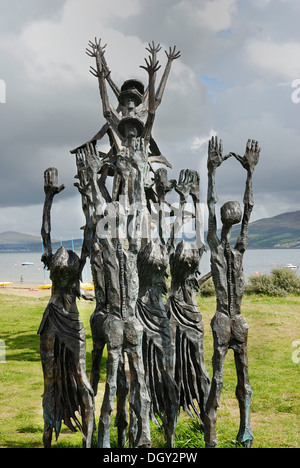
left=86, top=38, right=119, bottom=127
left=142, top=42, right=162, bottom=104
left=189, top=171, right=205, bottom=255
left=232, top=139, right=260, bottom=252
left=167, top=169, right=198, bottom=255
left=41, top=168, right=65, bottom=269
left=154, top=168, right=173, bottom=245
left=100, top=48, right=121, bottom=99
left=207, top=137, right=231, bottom=248
left=155, top=46, right=181, bottom=109
left=140, top=52, right=161, bottom=147
left=82, top=143, right=105, bottom=218
left=74, top=150, right=95, bottom=272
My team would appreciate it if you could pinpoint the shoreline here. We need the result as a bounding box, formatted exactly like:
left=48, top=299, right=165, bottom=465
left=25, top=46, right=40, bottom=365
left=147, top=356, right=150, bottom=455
left=0, top=283, right=52, bottom=298
left=0, top=283, right=95, bottom=299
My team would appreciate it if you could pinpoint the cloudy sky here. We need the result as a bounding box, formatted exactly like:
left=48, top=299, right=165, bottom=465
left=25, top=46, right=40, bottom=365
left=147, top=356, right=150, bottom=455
left=0, top=0, right=299, bottom=239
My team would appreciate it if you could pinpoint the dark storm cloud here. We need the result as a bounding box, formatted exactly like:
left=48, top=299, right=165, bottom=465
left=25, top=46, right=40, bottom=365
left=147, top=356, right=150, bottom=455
left=0, top=0, right=66, bottom=35
left=0, top=0, right=299, bottom=237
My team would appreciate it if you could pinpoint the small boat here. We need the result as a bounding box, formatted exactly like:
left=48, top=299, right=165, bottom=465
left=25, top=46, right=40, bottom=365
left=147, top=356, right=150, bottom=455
left=22, top=262, right=34, bottom=266
left=0, top=282, right=13, bottom=287
left=39, top=284, right=52, bottom=290
left=81, top=283, right=95, bottom=291
left=286, top=264, right=298, bottom=271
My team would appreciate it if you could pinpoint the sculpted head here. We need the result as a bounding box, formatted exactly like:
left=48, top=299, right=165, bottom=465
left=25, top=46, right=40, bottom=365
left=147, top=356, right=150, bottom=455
left=221, top=201, right=242, bottom=227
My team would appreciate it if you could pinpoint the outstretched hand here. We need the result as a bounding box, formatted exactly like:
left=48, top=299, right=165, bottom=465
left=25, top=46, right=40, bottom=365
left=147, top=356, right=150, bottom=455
left=154, top=168, right=173, bottom=199
left=84, top=143, right=103, bottom=176
left=86, top=37, right=107, bottom=59
left=175, top=169, right=199, bottom=203
left=207, top=136, right=231, bottom=171
left=44, top=168, right=65, bottom=197
left=146, top=41, right=162, bottom=56
left=86, top=38, right=110, bottom=78
left=140, top=55, right=161, bottom=76
left=74, top=149, right=90, bottom=197
left=165, top=45, right=181, bottom=61
left=231, top=139, right=260, bottom=174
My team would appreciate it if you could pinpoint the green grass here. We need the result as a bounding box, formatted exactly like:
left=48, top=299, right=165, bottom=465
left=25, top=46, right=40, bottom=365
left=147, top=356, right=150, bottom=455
left=0, top=293, right=299, bottom=448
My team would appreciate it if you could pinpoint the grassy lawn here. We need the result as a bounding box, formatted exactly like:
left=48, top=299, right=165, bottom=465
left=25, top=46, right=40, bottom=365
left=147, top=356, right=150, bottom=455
left=0, top=293, right=299, bottom=448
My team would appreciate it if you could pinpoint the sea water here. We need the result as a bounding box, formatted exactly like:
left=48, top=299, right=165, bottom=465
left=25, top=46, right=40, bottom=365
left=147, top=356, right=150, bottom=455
left=0, top=249, right=299, bottom=285
left=0, top=251, right=92, bottom=284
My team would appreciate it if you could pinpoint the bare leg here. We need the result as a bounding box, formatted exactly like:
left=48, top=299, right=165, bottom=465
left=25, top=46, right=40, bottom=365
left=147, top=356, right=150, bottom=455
left=98, top=344, right=122, bottom=448
left=127, top=348, right=151, bottom=448
left=116, top=353, right=129, bottom=448
left=90, top=341, right=106, bottom=396
left=204, top=344, right=228, bottom=448
left=234, top=347, right=254, bottom=447
left=80, top=386, right=95, bottom=448
left=98, top=315, right=124, bottom=447
left=205, top=312, right=231, bottom=448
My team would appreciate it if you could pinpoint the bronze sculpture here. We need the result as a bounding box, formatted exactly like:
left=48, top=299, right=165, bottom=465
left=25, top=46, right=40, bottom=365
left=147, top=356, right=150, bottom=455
left=37, top=37, right=260, bottom=449
left=38, top=168, right=94, bottom=448
left=136, top=167, right=179, bottom=447
left=77, top=139, right=151, bottom=449
left=204, top=137, right=260, bottom=448
left=136, top=241, right=179, bottom=447
left=71, top=39, right=182, bottom=448
left=166, top=169, right=211, bottom=427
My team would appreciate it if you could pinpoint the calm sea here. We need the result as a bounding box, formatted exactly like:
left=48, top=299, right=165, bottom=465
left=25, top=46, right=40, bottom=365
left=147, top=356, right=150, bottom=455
left=0, top=249, right=299, bottom=285
left=0, top=251, right=93, bottom=285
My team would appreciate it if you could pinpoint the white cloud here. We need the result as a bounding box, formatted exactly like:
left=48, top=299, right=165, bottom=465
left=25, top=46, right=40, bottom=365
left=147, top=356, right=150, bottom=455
left=5, top=0, right=144, bottom=87
left=0, top=0, right=299, bottom=237
left=250, top=0, right=291, bottom=6
left=191, top=129, right=217, bottom=151
left=196, top=0, right=237, bottom=32
left=174, top=0, right=237, bottom=34
left=249, top=0, right=272, bottom=7
left=248, top=40, right=300, bottom=79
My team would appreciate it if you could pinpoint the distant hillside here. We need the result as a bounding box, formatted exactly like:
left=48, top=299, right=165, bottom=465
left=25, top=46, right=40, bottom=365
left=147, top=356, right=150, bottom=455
left=229, top=210, right=300, bottom=249
left=0, top=210, right=299, bottom=252
left=0, top=231, right=41, bottom=244
left=0, top=231, right=76, bottom=252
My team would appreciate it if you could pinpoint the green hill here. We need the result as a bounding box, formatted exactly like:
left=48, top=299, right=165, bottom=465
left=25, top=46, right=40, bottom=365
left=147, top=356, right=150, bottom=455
left=230, top=210, right=300, bottom=249
left=0, top=231, right=66, bottom=252
left=1, top=210, right=299, bottom=251
left=0, top=231, right=41, bottom=244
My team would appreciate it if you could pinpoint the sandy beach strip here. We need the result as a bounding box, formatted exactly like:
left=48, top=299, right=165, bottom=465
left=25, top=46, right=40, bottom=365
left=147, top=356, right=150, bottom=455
left=0, top=283, right=52, bottom=298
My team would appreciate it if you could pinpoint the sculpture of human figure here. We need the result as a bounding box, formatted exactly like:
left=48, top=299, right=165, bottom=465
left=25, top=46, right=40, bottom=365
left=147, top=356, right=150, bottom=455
left=72, top=43, right=168, bottom=448
left=38, top=168, right=94, bottom=448
left=84, top=38, right=160, bottom=220
left=205, top=136, right=260, bottom=448
left=166, top=169, right=211, bottom=427
left=74, top=150, right=127, bottom=440
left=135, top=168, right=179, bottom=448
left=75, top=145, right=132, bottom=448
left=71, top=40, right=180, bottom=168
left=80, top=132, right=152, bottom=448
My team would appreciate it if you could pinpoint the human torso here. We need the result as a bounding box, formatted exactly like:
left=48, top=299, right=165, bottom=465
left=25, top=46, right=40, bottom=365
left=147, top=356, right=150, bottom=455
left=210, top=242, right=245, bottom=317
